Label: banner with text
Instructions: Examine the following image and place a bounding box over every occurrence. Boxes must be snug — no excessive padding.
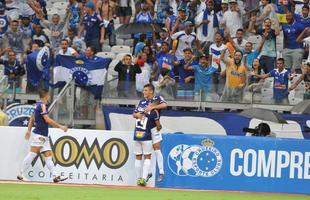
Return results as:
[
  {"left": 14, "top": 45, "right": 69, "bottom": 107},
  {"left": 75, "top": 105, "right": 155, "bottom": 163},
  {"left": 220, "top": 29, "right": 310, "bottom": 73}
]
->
[
  {"left": 156, "top": 134, "right": 310, "bottom": 194},
  {"left": 0, "top": 127, "right": 155, "bottom": 186}
]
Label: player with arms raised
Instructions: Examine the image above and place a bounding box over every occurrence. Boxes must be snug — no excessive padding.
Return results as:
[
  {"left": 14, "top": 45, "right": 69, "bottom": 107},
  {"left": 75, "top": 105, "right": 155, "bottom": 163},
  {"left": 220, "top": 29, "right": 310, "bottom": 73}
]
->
[{"left": 17, "top": 89, "right": 68, "bottom": 183}]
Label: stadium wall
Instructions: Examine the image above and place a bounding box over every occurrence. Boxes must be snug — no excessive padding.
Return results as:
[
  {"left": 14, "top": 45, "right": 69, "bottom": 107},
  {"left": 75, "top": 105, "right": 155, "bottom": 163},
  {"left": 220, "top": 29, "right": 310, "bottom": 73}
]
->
[{"left": 0, "top": 127, "right": 308, "bottom": 194}]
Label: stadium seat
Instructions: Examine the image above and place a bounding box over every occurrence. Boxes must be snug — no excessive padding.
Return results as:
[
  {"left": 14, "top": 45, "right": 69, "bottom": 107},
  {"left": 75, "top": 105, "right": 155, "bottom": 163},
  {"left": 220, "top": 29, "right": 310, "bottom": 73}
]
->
[
  {"left": 102, "top": 45, "right": 112, "bottom": 52},
  {"left": 108, "top": 60, "right": 120, "bottom": 76},
  {"left": 247, "top": 35, "right": 262, "bottom": 45},
  {"left": 262, "top": 77, "right": 273, "bottom": 88},
  {"left": 247, "top": 35, "right": 261, "bottom": 49},
  {"left": 261, "top": 88, "right": 273, "bottom": 97},
  {"left": 113, "top": 18, "right": 120, "bottom": 24},
  {"left": 46, "top": 1, "right": 53, "bottom": 8},
  {"left": 104, "top": 38, "right": 109, "bottom": 44},
  {"left": 53, "top": 2, "right": 69, "bottom": 9},
  {"left": 116, "top": 38, "right": 124, "bottom": 45},
  {"left": 111, "top": 45, "right": 131, "bottom": 54},
  {"left": 276, "top": 37, "right": 284, "bottom": 52},
  {"left": 117, "top": 34, "right": 132, "bottom": 40},
  {"left": 115, "top": 52, "right": 131, "bottom": 60},
  {"left": 46, "top": 8, "right": 57, "bottom": 14},
  {"left": 114, "top": 24, "right": 122, "bottom": 30},
  {"left": 96, "top": 52, "right": 116, "bottom": 59},
  {"left": 124, "top": 39, "right": 134, "bottom": 47},
  {"left": 289, "top": 96, "right": 303, "bottom": 105}
]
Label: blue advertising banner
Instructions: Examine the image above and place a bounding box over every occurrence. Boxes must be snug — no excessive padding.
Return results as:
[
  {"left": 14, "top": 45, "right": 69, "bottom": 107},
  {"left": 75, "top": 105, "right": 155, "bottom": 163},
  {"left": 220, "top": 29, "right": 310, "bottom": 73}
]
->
[
  {"left": 157, "top": 134, "right": 310, "bottom": 194},
  {"left": 103, "top": 106, "right": 310, "bottom": 139}
]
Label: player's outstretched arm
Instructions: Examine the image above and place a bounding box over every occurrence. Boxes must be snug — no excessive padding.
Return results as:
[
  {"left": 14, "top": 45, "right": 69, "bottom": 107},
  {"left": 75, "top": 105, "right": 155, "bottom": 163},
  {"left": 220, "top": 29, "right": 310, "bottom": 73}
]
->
[
  {"left": 145, "top": 102, "right": 168, "bottom": 112},
  {"left": 152, "top": 102, "right": 168, "bottom": 111},
  {"left": 25, "top": 115, "right": 34, "bottom": 140},
  {"left": 42, "top": 115, "right": 68, "bottom": 132}
]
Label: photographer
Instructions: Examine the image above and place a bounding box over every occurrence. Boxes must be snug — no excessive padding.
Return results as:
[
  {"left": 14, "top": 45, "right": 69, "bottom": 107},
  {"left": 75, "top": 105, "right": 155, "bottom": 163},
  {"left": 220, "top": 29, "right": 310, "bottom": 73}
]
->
[{"left": 244, "top": 122, "right": 276, "bottom": 137}]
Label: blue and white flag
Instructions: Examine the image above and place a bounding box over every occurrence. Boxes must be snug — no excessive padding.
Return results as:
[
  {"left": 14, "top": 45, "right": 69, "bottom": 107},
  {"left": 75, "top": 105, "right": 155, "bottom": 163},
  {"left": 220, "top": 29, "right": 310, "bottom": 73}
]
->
[
  {"left": 54, "top": 55, "right": 112, "bottom": 99},
  {"left": 26, "top": 47, "right": 51, "bottom": 88}
]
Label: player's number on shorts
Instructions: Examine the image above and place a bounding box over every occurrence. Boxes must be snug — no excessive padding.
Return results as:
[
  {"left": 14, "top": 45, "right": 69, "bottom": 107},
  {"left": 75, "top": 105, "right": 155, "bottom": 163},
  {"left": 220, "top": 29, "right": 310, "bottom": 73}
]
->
[{"left": 136, "top": 117, "right": 148, "bottom": 130}]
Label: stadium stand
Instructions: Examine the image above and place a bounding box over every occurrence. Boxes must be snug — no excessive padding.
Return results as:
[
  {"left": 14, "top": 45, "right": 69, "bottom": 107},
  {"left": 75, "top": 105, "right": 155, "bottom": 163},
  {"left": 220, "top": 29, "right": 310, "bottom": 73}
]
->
[{"left": 0, "top": 0, "right": 309, "bottom": 128}]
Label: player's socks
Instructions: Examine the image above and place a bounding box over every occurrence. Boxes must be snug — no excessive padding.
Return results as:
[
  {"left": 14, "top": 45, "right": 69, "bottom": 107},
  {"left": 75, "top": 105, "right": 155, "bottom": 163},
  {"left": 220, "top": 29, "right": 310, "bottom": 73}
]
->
[
  {"left": 45, "top": 156, "right": 57, "bottom": 177},
  {"left": 20, "top": 152, "right": 37, "bottom": 175},
  {"left": 142, "top": 159, "right": 151, "bottom": 181},
  {"left": 135, "top": 159, "right": 142, "bottom": 180},
  {"left": 155, "top": 150, "right": 164, "bottom": 175}
]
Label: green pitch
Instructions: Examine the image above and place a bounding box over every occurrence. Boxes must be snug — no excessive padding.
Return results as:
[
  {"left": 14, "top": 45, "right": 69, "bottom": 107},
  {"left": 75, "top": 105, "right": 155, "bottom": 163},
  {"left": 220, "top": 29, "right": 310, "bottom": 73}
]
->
[{"left": 0, "top": 183, "right": 309, "bottom": 200}]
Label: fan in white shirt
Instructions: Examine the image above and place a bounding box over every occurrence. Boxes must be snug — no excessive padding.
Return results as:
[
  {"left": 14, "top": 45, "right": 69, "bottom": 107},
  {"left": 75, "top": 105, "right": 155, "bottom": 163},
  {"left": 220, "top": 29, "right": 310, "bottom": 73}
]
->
[
  {"left": 195, "top": 0, "right": 218, "bottom": 43},
  {"left": 221, "top": 0, "right": 243, "bottom": 38},
  {"left": 232, "top": 28, "right": 248, "bottom": 50},
  {"left": 57, "top": 39, "right": 79, "bottom": 56},
  {"left": 171, "top": 21, "right": 200, "bottom": 60}
]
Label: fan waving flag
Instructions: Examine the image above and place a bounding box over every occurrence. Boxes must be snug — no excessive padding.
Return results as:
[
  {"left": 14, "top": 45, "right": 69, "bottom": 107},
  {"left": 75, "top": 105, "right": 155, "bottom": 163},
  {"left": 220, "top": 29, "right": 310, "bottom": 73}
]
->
[
  {"left": 54, "top": 55, "right": 112, "bottom": 99},
  {"left": 26, "top": 46, "right": 51, "bottom": 88}
]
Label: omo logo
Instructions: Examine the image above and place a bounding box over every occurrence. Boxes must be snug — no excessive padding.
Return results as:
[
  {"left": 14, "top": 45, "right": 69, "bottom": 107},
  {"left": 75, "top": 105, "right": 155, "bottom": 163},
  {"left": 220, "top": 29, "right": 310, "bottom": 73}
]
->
[
  {"left": 33, "top": 136, "right": 129, "bottom": 169},
  {"left": 168, "top": 138, "right": 222, "bottom": 177}
]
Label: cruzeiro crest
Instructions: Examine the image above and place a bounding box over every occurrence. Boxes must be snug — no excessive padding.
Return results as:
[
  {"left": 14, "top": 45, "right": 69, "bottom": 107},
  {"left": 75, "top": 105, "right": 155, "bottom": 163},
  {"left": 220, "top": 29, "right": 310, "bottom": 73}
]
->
[
  {"left": 6, "top": 103, "right": 35, "bottom": 127},
  {"left": 69, "top": 60, "right": 92, "bottom": 86},
  {"left": 168, "top": 138, "right": 222, "bottom": 177},
  {"left": 36, "top": 46, "right": 50, "bottom": 71},
  {"left": 0, "top": 18, "right": 7, "bottom": 28}
]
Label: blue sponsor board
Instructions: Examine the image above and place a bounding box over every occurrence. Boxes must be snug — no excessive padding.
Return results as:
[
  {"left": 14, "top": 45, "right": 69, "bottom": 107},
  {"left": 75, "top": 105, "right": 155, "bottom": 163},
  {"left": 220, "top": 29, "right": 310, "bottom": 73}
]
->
[{"left": 156, "top": 134, "right": 310, "bottom": 194}]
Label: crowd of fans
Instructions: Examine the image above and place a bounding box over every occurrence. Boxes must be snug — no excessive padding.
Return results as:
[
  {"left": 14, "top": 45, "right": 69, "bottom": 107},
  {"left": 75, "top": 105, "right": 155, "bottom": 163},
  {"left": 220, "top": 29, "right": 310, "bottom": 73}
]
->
[{"left": 0, "top": 0, "right": 309, "bottom": 106}]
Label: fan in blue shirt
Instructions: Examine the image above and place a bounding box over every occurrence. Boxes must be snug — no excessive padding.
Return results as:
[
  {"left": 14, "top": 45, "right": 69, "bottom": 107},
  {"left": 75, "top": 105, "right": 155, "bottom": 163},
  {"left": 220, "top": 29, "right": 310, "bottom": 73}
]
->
[
  {"left": 185, "top": 54, "right": 218, "bottom": 96},
  {"left": 78, "top": 2, "right": 104, "bottom": 53},
  {"left": 178, "top": 48, "right": 197, "bottom": 89},
  {"left": 251, "top": 58, "right": 292, "bottom": 104},
  {"left": 134, "top": 3, "right": 153, "bottom": 39},
  {"left": 295, "top": 5, "right": 310, "bottom": 27},
  {"left": 282, "top": 13, "right": 305, "bottom": 49},
  {"left": 155, "top": 41, "right": 178, "bottom": 80}
]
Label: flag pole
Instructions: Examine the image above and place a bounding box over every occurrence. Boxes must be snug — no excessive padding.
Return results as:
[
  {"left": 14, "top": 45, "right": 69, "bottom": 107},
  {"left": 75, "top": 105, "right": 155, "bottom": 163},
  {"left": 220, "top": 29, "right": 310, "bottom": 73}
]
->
[{"left": 49, "top": 79, "right": 74, "bottom": 113}]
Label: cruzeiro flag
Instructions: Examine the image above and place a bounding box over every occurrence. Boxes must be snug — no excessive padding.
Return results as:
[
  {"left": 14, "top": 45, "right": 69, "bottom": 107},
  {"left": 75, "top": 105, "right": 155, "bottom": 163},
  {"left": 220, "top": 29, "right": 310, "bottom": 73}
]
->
[
  {"left": 26, "top": 46, "right": 51, "bottom": 88},
  {"left": 54, "top": 55, "right": 112, "bottom": 99}
]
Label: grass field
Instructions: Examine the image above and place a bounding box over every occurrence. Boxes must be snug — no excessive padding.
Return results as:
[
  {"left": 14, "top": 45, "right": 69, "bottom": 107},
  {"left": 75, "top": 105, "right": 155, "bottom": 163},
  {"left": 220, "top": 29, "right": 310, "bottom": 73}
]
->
[{"left": 0, "top": 182, "right": 309, "bottom": 200}]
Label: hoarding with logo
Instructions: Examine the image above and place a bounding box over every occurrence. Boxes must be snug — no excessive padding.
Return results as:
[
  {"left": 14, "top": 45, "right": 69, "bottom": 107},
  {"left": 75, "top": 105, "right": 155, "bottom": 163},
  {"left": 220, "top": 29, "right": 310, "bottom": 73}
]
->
[
  {"left": 0, "top": 127, "right": 155, "bottom": 186},
  {"left": 6, "top": 103, "right": 35, "bottom": 126},
  {"left": 157, "top": 134, "right": 310, "bottom": 194}
]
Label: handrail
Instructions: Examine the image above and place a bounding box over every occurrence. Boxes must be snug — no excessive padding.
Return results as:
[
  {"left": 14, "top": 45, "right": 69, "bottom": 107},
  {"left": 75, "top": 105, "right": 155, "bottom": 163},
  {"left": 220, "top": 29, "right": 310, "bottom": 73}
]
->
[{"left": 0, "top": 85, "right": 10, "bottom": 98}]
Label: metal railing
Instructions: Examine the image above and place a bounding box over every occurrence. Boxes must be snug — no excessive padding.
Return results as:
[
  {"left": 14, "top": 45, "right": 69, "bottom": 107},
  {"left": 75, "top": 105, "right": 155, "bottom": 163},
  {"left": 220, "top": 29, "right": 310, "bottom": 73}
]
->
[
  {"left": 50, "top": 79, "right": 75, "bottom": 127},
  {"left": 0, "top": 76, "right": 9, "bottom": 111}
]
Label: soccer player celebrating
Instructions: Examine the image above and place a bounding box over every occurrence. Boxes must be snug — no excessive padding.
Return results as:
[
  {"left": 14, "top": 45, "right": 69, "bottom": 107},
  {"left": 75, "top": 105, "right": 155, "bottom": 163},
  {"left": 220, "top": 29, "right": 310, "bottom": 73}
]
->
[
  {"left": 17, "top": 89, "right": 68, "bottom": 183},
  {"left": 133, "top": 84, "right": 167, "bottom": 182},
  {"left": 133, "top": 104, "right": 162, "bottom": 186}
]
